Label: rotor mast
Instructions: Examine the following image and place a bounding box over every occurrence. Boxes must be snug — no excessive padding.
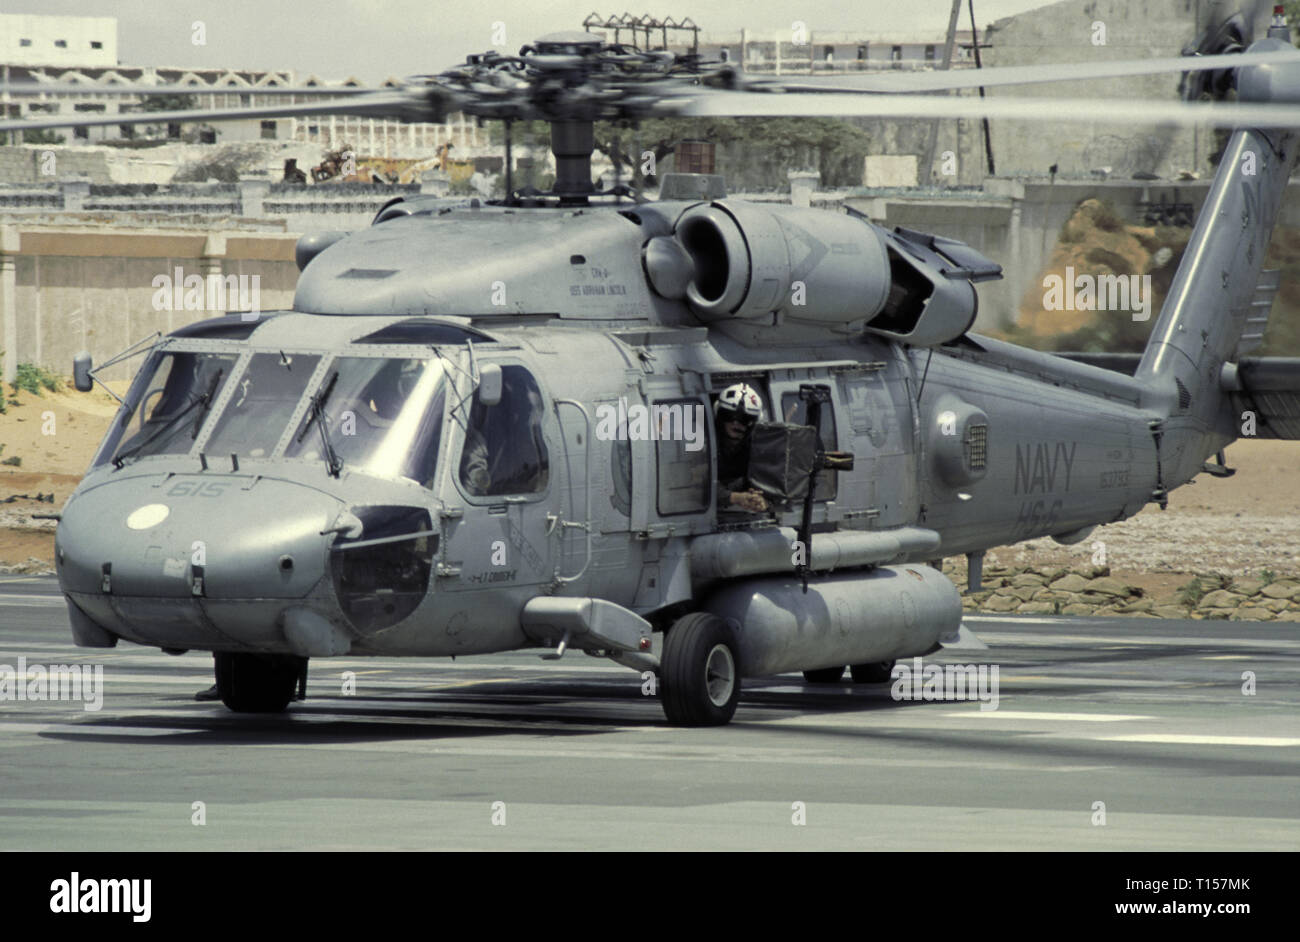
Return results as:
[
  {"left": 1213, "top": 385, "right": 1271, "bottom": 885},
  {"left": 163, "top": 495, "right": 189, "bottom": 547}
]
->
[{"left": 550, "top": 119, "right": 596, "bottom": 205}]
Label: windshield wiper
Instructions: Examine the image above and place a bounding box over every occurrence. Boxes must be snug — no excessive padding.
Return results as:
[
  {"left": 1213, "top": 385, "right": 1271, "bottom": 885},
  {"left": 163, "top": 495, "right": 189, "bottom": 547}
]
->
[
  {"left": 112, "top": 368, "right": 224, "bottom": 468},
  {"left": 297, "top": 370, "right": 342, "bottom": 477},
  {"left": 189, "top": 368, "right": 224, "bottom": 440}
]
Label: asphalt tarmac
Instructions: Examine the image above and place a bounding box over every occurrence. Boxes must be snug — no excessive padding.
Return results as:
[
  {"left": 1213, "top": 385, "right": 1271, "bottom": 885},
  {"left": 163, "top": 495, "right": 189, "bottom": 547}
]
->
[{"left": 1, "top": 575, "right": 1296, "bottom": 851}]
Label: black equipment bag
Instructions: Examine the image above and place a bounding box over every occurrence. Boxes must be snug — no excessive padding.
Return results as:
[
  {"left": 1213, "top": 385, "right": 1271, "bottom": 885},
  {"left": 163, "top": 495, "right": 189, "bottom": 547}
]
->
[{"left": 746, "top": 422, "right": 818, "bottom": 505}]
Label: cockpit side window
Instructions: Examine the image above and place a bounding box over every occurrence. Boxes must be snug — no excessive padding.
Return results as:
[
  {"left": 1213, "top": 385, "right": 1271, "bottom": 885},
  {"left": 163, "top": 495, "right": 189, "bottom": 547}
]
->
[{"left": 458, "top": 365, "right": 549, "bottom": 497}]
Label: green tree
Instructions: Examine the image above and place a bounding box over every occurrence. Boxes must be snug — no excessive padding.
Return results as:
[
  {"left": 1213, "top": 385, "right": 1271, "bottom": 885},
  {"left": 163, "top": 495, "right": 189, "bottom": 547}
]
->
[
  {"left": 134, "top": 92, "right": 199, "bottom": 139},
  {"left": 1285, "top": 1, "right": 1300, "bottom": 38},
  {"left": 22, "top": 128, "right": 64, "bottom": 145}
]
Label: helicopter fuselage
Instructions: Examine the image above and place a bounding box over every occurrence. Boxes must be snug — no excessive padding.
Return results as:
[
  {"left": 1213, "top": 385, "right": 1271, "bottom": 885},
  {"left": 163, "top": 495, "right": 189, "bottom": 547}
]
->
[{"left": 56, "top": 303, "right": 1160, "bottom": 669}]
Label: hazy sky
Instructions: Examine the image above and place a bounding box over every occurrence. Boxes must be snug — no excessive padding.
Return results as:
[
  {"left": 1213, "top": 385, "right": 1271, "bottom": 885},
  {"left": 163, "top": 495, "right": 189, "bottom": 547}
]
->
[{"left": 8, "top": 0, "right": 1057, "bottom": 83}]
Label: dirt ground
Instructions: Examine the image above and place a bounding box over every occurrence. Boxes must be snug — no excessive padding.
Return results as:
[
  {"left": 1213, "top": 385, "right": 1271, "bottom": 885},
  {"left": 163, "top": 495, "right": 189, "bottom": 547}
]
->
[
  {"left": 3, "top": 380, "right": 1300, "bottom": 582},
  {"left": 0, "top": 383, "right": 122, "bottom": 571}
]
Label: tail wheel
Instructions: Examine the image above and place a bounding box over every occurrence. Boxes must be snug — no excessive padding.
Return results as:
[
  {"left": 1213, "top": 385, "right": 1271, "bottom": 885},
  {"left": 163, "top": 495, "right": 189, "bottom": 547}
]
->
[
  {"left": 850, "top": 660, "right": 896, "bottom": 684},
  {"left": 661, "top": 612, "right": 741, "bottom": 727},
  {"left": 215, "top": 652, "right": 302, "bottom": 713},
  {"left": 803, "top": 665, "right": 846, "bottom": 684}
]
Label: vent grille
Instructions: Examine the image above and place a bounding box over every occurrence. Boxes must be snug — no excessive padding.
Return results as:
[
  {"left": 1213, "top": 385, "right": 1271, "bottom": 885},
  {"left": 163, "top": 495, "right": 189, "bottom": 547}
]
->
[
  {"left": 965, "top": 423, "right": 989, "bottom": 471},
  {"left": 1176, "top": 376, "right": 1192, "bottom": 411},
  {"left": 339, "top": 268, "right": 397, "bottom": 279}
]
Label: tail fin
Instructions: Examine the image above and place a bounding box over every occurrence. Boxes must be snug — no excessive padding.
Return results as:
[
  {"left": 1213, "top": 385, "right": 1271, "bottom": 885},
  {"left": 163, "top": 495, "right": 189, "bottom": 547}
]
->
[{"left": 1135, "top": 30, "right": 1300, "bottom": 490}]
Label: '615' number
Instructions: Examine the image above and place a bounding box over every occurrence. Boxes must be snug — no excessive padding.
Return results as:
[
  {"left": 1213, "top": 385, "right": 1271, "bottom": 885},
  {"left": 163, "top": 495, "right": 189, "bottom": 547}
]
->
[{"left": 166, "top": 481, "right": 229, "bottom": 498}]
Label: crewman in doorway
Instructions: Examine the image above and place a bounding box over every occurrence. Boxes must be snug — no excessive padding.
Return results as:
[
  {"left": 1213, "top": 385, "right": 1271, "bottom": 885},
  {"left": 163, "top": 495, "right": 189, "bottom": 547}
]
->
[{"left": 714, "top": 382, "right": 768, "bottom": 513}]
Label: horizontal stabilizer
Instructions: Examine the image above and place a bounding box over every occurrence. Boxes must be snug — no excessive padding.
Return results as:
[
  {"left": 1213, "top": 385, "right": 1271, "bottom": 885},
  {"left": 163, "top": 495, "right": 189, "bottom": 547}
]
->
[
  {"left": 1059, "top": 353, "right": 1300, "bottom": 440},
  {"left": 1229, "top": 358, "right": 1300, "bottom": 439}
]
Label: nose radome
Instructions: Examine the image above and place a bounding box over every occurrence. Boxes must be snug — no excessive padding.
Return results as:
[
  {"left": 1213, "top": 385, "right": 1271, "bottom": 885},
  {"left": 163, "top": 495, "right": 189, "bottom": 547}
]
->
[{"left": 58, "top": 475, "right": 336, "bottom": 600}]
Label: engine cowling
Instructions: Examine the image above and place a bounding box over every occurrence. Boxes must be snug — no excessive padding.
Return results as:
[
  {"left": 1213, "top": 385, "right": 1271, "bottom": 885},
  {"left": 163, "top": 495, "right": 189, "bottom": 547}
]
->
[
  {"left": 642, "top": 201, "right": 1000, "bottom": 346},
  {"left": 669, "top": 201, "right": 892, "bottom": 325}
]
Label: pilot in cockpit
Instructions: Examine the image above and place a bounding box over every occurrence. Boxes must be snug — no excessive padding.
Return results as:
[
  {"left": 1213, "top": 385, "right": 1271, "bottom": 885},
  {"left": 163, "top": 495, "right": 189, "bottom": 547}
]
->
[
  {"left": 460, "top": 371, "right": 548, "bottom": 496},
  {"left": 361, "top": 359, "right": 418, "bottom": 423}
]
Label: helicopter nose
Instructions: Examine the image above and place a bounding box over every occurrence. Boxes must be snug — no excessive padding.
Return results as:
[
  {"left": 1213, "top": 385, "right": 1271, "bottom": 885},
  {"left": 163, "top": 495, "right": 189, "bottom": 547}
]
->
[{"left": 57, "top": 474, "right": 338, "bottom": 651}]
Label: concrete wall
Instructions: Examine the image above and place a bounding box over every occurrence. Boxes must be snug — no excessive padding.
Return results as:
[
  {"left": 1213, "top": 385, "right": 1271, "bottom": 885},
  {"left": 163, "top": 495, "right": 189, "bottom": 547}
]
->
[
  {"left": 981, "top": 0, "right": 1209, "bottom": 179},
  {"left": 0, "top": 179, "right": 424, "bottom": 231},
  {"left": 0, "top": 146, "right": 114, "bottom": 185},
  {"left": 782, "top": 0, "right": 1232, "bottom": 188},
  {"left": 0, "top": 224, "right": 298, "bottom": 384},
  {"left": 0, "top": 142, "right": 367, "bottom": 185}
]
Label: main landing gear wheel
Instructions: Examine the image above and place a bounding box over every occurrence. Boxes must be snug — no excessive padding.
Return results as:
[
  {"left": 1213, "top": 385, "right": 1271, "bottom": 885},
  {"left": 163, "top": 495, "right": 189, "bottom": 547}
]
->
[
  {"left": 850, "top": 660, "right": 896, "bottom": 684},
  {"left": 215, "top": 652, "right": 303, "bottom": 713},
  {"left": 661, "top": 612, "right": 741, "bottom": 727},
  {"left": 802, "top": 665, "right": 846, "bottom": 683}
]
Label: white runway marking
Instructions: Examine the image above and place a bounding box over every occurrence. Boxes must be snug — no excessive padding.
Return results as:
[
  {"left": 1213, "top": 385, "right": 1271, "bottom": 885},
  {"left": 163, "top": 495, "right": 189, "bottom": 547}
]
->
[
  {"left": 943, "top": 711, "right": 1153, "bottom": 722},
  {"left": 975, "top": 631, "right": 1300, "bottom": 649},
  {"left": 1096, "top": 734, "right": 1300, "bottom": 747},
  {"left": 0, "top": 594, "right": 66, "bottom": 606}
]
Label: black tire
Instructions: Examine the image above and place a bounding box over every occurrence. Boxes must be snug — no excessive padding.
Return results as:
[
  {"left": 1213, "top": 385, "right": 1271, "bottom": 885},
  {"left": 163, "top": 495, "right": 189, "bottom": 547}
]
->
[
  {"left": 850, "top": 660, "right": 896, "bottom": 684},
  {"left": 802, "top": 665, "right": 846, "bottom": 684},
  {"left": 661, "top": 612, "right": 741, "bottom": 727},
  {"left": 215, "top": 652, "right": 302, "bottom": 713}
]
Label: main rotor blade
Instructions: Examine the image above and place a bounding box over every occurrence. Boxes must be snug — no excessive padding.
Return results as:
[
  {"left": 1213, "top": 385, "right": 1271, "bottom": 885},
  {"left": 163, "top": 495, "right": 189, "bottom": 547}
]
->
[
  {"left": 762, "top": 47, "right": 1300, "bottom": 95},
  {"left": 0, "top": 82, "right": 378, "bottom": 97},
  {"left": 0, "top": 91, "right": 437, "bottom": 134},
  {"left": 667, "top": 88, "right": 1300, "bottom": 128}
]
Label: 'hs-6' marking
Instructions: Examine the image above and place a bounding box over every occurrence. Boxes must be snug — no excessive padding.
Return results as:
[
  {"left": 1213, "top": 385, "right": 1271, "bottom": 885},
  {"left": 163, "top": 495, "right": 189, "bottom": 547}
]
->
[
  {"left": 1011, "top": 498, "right": 1064, "bottom": 539},
  {"left": 1013, "top": 441, "right": 1077, "bottom": 495}
]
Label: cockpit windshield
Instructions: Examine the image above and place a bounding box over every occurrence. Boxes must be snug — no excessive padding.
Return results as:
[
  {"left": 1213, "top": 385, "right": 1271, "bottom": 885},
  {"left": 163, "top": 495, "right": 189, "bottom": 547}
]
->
[
  {"left": 104, "top": 350, "right": 238, "bottom": 467},
  {"left": 205, "top": 352, "right": 322, "bottom": 458},
  {"left": 284, "top": 356, "right": 446, "bottom": 486},
  {"left": 98, "top": 347, "right": 449, "bottom": 488}
]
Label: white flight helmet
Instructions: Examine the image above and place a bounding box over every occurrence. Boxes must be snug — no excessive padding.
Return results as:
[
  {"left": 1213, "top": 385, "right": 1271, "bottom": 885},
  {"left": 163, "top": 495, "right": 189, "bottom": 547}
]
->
[{"left": 714, "top": 383, "right": 764, "bottom": 422}]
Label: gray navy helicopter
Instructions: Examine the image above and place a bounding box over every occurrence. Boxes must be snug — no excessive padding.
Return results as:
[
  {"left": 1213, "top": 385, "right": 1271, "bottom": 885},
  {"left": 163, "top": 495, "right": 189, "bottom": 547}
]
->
[{"left": 8, "top": 11, "right": 1300, "bottom": 725}]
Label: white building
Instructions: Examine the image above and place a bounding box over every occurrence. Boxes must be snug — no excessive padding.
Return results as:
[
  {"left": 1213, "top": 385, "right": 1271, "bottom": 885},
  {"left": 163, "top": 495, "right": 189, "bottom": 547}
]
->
[
  {"left": 0, "top": 14, "right": 118, "bottom": 69},
  {"left": 0, "top": 13, "right": 485, "bottom": 157},
  {"left": 699, "top": 29, "right": 985, "bottom": 74}
]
